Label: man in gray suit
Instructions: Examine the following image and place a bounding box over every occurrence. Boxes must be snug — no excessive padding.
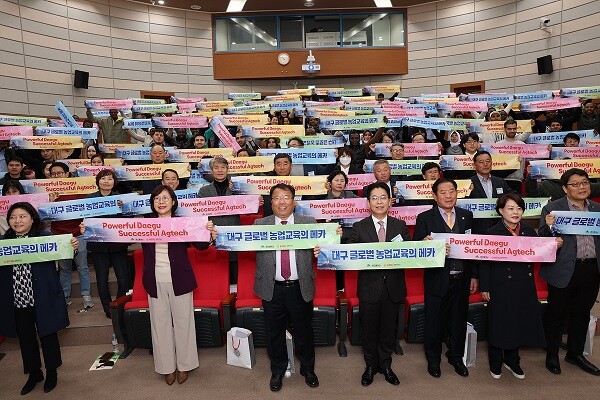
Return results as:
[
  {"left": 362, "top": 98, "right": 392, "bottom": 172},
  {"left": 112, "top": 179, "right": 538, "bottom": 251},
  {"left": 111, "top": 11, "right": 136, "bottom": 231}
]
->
[
  {"left": 539, "top": 168, "right": 600, "bottom": 376},
  {"left": 254, "top": 183, "right": 319, "bottom": 392}
]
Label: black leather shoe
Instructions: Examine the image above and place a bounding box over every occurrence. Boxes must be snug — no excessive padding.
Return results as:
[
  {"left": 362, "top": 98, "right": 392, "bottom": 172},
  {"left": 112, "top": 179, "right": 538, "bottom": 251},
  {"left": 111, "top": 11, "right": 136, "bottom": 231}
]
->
[
  {"left": 546, "top": 355, "right": 561, "bottom": 374},
  {"left": 565, "top": 354, "right": 600, "bottom": 376},
  {"left": 43, "top": 369, "right": 57, "bottom": 393},
  {"left": 378, "top": 368, "right": 400, "bottom": 385},
  {"left": 427, "top": 364, "right": 441, "bottom": 378},
  {"left": 361, "top": 366, "right": 376, "bottom": 386},
  {"left": 450, "top": 361, "right": 469, "bottom": 377},
  {"left": 300, "top": 371, "right": 319, "bottom": 387},
  {"left": 269, "top": 374, "right": 283, "bottom": 392},
  {"left": 21, "top": 370, "right": 44, "bottom": 395}
]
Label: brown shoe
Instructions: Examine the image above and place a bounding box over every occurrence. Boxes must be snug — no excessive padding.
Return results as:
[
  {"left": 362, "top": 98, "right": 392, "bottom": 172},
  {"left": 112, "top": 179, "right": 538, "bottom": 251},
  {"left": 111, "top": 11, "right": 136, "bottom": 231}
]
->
[
  {"left": 164, "top": 372, "right": 176, "bottom": 385},
  {"left": 177, "top": 370, "right": 189, "bottom": 384}
]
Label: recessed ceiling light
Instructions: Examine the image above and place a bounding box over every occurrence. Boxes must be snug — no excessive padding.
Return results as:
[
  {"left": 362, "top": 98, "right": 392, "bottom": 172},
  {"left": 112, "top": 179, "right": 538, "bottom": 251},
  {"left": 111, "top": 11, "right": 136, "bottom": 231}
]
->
[
  {"left": 157, "top": 0, "right": 164, "bottom": 4},
  {"left": 305, "top": 0, "right": 314, "bottom": 7},
  {"left": 374, "top": 0, "right": 392, "bottom": 7},
  {"left": 190, "top": 5, "right": 201, "bottom": 9}
]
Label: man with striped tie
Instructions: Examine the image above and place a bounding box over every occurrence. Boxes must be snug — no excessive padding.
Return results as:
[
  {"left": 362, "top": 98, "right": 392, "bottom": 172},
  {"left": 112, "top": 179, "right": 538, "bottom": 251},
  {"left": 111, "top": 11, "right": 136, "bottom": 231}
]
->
[{"left": 347, "top": 181, "right": 411, "bottom": 386}]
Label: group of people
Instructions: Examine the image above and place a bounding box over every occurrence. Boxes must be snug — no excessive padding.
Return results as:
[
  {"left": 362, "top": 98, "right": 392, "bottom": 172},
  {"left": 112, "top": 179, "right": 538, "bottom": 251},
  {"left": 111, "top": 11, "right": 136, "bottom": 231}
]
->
[{"left": 1, "top": 95, "right": 599, "bottom": 395}]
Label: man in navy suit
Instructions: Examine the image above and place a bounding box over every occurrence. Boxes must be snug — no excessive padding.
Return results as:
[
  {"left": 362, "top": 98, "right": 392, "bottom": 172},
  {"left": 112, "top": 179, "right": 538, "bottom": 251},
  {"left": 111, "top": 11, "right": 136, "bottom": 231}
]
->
[{"left": 414, "top": 178, "right": 478, "bottom": 378}]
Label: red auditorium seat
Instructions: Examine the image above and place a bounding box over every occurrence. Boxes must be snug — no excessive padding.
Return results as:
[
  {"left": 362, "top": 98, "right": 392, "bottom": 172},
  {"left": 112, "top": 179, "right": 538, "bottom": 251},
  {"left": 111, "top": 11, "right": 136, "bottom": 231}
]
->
[
  {"left": 234, "top": 251, "right": 267, "bottom": 346},
  {"left": 405, "top": 268, "right": 425, "bottom": 343},
  {"left": 240, "top": 213, "right": 263, "bottom": 226},
  {"left": 311, "top": 260, "right": 338, "bottom": 348}
]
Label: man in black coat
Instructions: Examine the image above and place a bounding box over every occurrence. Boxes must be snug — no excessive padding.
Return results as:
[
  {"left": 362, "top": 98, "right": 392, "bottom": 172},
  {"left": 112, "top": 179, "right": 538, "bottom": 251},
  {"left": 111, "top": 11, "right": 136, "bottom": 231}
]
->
[
  {"left": 468, "top": 151, "right": 515, "bottom": 233},
  {"left": 414, "top": 178, "right": 478, "bottom": 378},
  {"left": 348, "top": 181, "right": 410, "bottom": 387}
]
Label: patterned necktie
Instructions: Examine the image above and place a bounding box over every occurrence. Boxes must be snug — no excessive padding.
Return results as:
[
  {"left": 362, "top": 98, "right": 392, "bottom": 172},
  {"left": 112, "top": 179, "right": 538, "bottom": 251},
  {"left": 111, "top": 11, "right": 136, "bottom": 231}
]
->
[
  {"left": 446, "top": 211, "right": 454, "bottom": 229},
  {"left": 377, "top": 220, "right": 386, "bottom": 242},
  {"left": 280, "top": 220, "right": 291, "bottom": 280}
]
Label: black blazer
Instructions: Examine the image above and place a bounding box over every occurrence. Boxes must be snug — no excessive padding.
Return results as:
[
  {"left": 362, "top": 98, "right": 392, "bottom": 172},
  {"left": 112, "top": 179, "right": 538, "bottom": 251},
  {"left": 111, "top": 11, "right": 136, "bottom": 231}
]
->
[
  {"left": 468, "top": 175, "right": 515, "bottom": 199},
  {"left": 413, "top": 205, "right": 476, "bottom": 297},
  {"left": 347, "top": 216, "right": 410, "bottom": 304}
]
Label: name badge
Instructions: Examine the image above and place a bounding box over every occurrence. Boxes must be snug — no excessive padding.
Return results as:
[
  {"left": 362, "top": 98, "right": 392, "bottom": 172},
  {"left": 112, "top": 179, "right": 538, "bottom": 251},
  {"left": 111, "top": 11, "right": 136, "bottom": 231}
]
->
[
  {"left": 391, "top": 234, "right": 404, "bottom": 242},
  {"left": 496, "top": 187, "right": 504, "bottom": 194},
  {"left": 465, "top": 229, "right": 471, "bottom": 234}
]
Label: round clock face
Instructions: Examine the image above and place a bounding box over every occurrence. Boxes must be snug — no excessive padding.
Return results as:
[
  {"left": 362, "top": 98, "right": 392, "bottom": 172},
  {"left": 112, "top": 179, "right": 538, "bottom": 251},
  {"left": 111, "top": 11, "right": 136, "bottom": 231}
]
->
[{"left": 278, "top": 53, "right": 290, "bottom": 65}]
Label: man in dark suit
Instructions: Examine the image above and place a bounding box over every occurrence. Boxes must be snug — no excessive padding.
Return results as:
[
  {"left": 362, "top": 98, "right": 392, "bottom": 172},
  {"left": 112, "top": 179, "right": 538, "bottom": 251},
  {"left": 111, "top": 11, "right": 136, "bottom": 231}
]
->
[
  {"left": 362, "top": 159, "right": 400, "bottom": 206},
  {"left": 468, "top": 151, "right": 515, "bottom": 233},
  {"left": 539, "top": 168, "right": 600, "bottom": 376},
  {"left": 253, "top": 183, "right": 320, "bottom": 391},
  {"left": 348, "top": 181, "right": 410, "bottom": 386},
  {"left": 414, "top": 178, "right": 478, "bottom": 378},
  {"left": 263, "top": 154, "right": 293, "bottom": 218}
]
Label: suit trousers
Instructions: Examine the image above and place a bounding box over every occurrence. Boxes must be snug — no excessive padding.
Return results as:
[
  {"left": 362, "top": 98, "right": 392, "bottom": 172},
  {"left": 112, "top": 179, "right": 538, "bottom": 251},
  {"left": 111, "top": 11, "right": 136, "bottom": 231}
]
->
[
  {"left": 14, "top": 307, "right": 62, "bottom": 374},
  {"left": 359, "top": 286, "right": 400, "bottom": 370},
  {"left": 262, "top": 283, "right": 315, "bottom": 375},
  {"left": 488, "top": 345, "right": 520, "bottom": 370},
  {"left": 544, "top": 260, "right": 600, "bottom": 357},
  {"left": 148, "top": 282, "right": 199, "bottom": 375},
  {"left": 424, "top": 274, "right": 469, "bottom": 365},
  {"left": 92, "top": 250, "right": 129, "bottom": 315}
]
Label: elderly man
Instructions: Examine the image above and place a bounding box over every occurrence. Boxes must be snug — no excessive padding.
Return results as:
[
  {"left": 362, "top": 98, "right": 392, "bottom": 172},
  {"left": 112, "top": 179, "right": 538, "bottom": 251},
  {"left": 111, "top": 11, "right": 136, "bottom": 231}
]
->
[{"left": 85, "top": 108, "right": 126, "bottom": 144}]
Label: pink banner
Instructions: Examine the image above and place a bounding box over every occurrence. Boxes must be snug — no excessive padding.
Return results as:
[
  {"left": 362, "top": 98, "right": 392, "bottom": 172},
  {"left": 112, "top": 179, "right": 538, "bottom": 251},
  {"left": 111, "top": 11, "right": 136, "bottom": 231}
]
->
[
  {"left": 439, "top": 101, "right": 489, "bottom": 112},
  {"left": 84, "top": 99, "right": 133, "bottom": 110},
  {"left": 76, "top": 165, "right": 114, "bottom": 177},
  {"left": 555, "top": 147, "right": 600, "bottom": 159},
  {"left": 177, "top": 103, "right": 197, "bottom": 113},
  {"left": 172, "top": 97, "right": 206, "bottom": 103},
  {"left": 383, "top": 109, "right": 426, "bottom": 117},
  {"left": 388, "top": 205, "right": 433, "bottom": 226},
  {"left": 431, "top": 233, "right": 557, "bottom": 262},
  {"left": 0, "top": 125, "right": 33, "bottom": 140},
  {"left": 0, "top": 194, "right": 50, "bottom": 216},
  {"left": 82, "top": 217, "right": 210, "bottom": 243},
  {"left": 152, "top": 116, "right": 208, "bottom": 128},
  {"left": 345, "top": 173, "right": 376, "bottom": 190},
  {"left": 404, "top": 143, "right": 440, "bottom": 157},
  {"left": 210, "top": 117, "right": 241, "bottom": 152},
  {"left": 520, "top": 97, "right": 581, "bottom": 112},
  {"left": 485, "top": 143, "right": 550, "bottom": 158},
  {"left": 177, "top": 195, "right": 260, "bottom": 217}
]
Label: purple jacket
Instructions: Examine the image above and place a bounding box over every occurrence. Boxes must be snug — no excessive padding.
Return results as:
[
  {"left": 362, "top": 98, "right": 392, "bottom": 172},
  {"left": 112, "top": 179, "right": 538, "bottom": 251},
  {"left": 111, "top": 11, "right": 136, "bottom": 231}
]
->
[{"left": 141, "top": 241, "right": 209, "bottom": 298}]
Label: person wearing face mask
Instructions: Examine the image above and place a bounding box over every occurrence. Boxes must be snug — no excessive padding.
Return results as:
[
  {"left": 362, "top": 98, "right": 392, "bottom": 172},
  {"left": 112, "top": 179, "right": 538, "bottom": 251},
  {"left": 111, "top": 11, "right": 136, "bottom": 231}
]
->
[{"left": 333, "top": 147, "right": 362, "bottom": 176}]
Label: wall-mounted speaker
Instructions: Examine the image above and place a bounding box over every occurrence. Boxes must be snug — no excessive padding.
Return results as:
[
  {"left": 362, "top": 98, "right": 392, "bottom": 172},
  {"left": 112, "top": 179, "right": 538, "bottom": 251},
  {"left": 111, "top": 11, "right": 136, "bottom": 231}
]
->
[
  {"left": 74, "top": 70, "right": 89, "bottom": 89},
  {"left": 537, "top": 55, "right": 553, "bottom": 75}
]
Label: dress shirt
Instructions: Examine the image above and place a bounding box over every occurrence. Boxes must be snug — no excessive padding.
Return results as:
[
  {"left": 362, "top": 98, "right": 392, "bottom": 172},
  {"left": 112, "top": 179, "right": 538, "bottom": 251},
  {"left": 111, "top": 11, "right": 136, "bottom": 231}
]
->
[
  {"left": 477, "top": 173, "right": 493, "bottom": 198},
  {"left": 568, "top": 199, "right": 596, "bottom": 259},
  {"left": 275, "top": 214, "right": 298, "bottom": 281},
  {"left": 371, "top": 215, "right": 388, "bottom": 237}
]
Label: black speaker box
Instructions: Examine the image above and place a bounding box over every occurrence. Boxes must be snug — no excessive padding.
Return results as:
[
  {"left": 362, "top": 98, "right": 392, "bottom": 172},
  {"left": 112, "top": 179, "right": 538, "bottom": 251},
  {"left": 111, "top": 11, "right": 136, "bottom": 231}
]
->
[
  {"left": 74, "top": 69, "right": 89, "bottom": 89},
  {"left": 537, "top": 55, "right": 553, "bottom": 75}
]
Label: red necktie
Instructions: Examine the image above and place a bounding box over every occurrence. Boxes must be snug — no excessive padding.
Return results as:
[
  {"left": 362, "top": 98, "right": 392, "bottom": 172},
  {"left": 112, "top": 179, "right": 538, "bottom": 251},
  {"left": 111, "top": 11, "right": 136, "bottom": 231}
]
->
[
  {"left": 280, "top": 220, "right": 291, "bottom": 280},
  {"left": 377, "top": 220, "right": 386, "bottom": 242}
]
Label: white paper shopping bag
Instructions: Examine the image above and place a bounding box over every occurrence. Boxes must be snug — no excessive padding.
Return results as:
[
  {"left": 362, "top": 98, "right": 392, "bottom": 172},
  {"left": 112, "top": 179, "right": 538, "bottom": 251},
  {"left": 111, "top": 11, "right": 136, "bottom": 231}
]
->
[
  {"left": 583, "top": 316, "right": 598, "bottom": 356},
  {"left": 462, "top": 322, "right": 477, "bottom": 367},
  {"left": 286, "top": 330, "right": 295, "bottom": 376},
  {"left": 227, "top": 327, "right": 256, "bottom": 369}
]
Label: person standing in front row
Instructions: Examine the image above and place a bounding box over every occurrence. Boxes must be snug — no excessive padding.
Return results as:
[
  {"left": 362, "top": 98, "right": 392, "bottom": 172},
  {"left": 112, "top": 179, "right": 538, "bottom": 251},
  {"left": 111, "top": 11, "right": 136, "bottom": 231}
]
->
[
  {"left": 539, "top": 168, "right": 600, "bottom": 376},
  {"left": 348, "top": 181, "right": 410, "bottom": 386},
  {"left": 413, "top": 178, "right": 478, "bottom": 378},
  {"left": 252, "top": 183, "right": 320, "bottom": 392}
]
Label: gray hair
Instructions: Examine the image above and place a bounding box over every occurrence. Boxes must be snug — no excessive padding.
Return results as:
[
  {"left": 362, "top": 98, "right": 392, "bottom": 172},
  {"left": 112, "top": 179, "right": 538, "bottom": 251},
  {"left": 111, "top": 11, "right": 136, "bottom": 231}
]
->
[{"left": 209, "top": 157, "right": 229, "bottom": 170}]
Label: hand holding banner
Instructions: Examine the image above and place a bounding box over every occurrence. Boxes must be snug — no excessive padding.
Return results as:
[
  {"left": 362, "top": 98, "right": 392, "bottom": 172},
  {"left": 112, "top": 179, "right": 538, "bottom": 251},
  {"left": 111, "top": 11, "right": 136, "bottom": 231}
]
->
[
  {"left": 0, "top": 234, "right": 74, "bottom": 265},
  {"left": 552, "top": 211, "right": 600, "bottom": 235},
  {"left": 82, "top": 217, "right": 210, "bottom": 243},
  {"left": 177, "top": 195, "right": 260, "bottom": 217},
  {"left": 431, "top": 233, "right": 557, "bottom": 262},
  {"left": 215, "top": 223, "right": 340, "bottom": 251},
  {"left": 317, "top": 241, "right": 446, "bottom": 270}
]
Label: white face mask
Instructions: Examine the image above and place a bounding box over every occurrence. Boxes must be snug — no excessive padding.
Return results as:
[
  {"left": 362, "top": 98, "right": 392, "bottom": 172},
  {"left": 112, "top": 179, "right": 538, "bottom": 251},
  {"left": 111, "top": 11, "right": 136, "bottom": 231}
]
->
[{"left": 339, "top": 156, "right": 351, "bottom": 165}]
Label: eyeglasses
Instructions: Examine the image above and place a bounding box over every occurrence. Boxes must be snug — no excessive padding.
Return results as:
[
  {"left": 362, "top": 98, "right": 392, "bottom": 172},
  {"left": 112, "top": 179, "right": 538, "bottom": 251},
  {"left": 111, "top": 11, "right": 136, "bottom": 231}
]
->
[
  {"left": 369, "top": 195, "right": 389, "bottom": 202},
  {"left": 566, "top": 180, "right": 590, "bottom": 188},
  {"left": 153, "top": 196, "right": 172, "bottom": 203},
  {"left": 50, "top": 172, "right": 66, "bottom": 177}
]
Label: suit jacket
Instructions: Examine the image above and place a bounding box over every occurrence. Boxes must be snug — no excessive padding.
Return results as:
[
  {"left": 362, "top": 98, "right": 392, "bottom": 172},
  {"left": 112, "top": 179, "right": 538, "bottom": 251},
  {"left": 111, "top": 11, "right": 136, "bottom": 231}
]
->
[
  {"left": 0, "top": 232, "right": 69, "bottom": 338},
  {"left": 468, "top": 174, "right": 515, "bottom": 199},
  {"left": 348, "top": 216, "right": 409, "bottom": 303},
  {"left": 538, "top": 196, "right": 600, "bottom": 288},
  {"left": 198, "top": 182, "right": 240, "bottom": 226},
  {"left": 253, "top": 214, "right": 316, "bottom": 302},
  {"left": 413, "top": 205, "right": 476, "bottom": 297},
  {"left": 362, "top": 177, "right": 400, "bottom": 206},
  {"left": 142, "top": 241, "right": 209, "bottom": 298}
]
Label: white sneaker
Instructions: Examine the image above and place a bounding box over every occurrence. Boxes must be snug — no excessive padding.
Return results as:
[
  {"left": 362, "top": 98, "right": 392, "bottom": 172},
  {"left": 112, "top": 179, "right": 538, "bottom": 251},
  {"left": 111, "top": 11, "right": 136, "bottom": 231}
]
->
[
  {"left": 82, "top": 295, "right": 94, "bottom": 309},
  {"left": 503, "top": 363, "right": 525, "bottom": 379},
  {"left": 490, "top": 366, "right": 502, "bottom": 379}
]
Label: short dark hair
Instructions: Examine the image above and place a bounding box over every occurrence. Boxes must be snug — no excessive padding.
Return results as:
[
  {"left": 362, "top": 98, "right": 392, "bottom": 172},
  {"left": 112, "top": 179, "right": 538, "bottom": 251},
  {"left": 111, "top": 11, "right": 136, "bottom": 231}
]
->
[
  {"left": 2, "top": 180, "right": 25, "bottom": 195},
  {"left": 338, "top": 146, "right": 353, "bottom": 158},
  {"left": 473, "top": 150, "right": 492, "bottom": 164},
  {"left": 150, "top": 143, "right": 165, "bottom": 152},
  {"left": 495, "top": 193, "right": 525, "bottom": 215},
  {"left": 549, "top": 118, "right": 562, "bottom": 126},
  {"left": 269, "top": 183, "right": 295, "bottom": 197},
  {"left": 7, "top": 156, "right": 23, "bottom": 165},
  {"left": 161, "top": 168, "right": 179, "bottom": 180},
  {"left": 149, "top": 185, "right": 178, "bottom": 215},
  {"left": 95, "top": 169, "right": 118, "bottom": 189},
  {"left": 327, "top": 170, "right": 348, "bottom": 185},
  {"left": 503, "top": 119, "right": 517, "bottom": 128},
  {"left": 563, "top": 132, "right": 580, "bottom": 144},
  {"left": 560, "top": 168, "right": 589, "bottom": 187},
  {"left": 4, "top": 202, "right": 41, "bottom": 238},
  {"left": 273, "top": 153, "right": 292, "bottom": 164},
  {"left": 432, "top": 178, "right": 457, "bottom": 194},
  {"left": 49, "top": 161, "right": 70, "bottom": 174},
  {"left": 366, "top": 181, "right": 391, "bottom": 199},
  {"left": 90, "top": 154, "right": 104, "bottom": 165},
  {"left": 460, "top": 132, "right": 480, "bottom": 145},
  {"left": 421, "top": 162, "right": 441, "bottom": 175},
  {"left": 287, "top": 137, "right": 304, "bottom": 147}
]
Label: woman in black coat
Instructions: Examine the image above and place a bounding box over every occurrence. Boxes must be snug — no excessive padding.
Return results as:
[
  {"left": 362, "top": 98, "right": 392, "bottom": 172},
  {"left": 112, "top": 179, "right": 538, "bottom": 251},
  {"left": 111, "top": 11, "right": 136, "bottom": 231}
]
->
[
  {"left": 0, "top": 202, "right": 78, "bottom": 395},
  {"left": 480, "top": 193, "right": 561, "bottom": 380}
]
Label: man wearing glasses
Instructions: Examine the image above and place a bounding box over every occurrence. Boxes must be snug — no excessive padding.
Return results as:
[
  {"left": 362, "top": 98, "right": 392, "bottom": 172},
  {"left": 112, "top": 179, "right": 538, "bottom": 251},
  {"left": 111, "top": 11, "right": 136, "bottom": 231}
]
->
[
  {"left": 539, "top": 168, "right": 600, "bottom": 376},
  {"left": 347, "top": 181, "right": 410, "bottom": 386}
]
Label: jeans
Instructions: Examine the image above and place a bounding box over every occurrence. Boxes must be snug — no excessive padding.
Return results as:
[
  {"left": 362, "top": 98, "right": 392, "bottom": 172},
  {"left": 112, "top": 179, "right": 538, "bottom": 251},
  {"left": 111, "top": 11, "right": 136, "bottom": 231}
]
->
[{"left": 58, "top": 236, "right": 91, "bottom": 297}]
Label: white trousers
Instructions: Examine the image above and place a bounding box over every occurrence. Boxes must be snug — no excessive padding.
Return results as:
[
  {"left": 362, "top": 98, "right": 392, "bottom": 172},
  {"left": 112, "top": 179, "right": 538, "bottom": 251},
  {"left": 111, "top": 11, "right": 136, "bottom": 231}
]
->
[{"left": 148, "top": 282, "right": 199, "bottom": 374}]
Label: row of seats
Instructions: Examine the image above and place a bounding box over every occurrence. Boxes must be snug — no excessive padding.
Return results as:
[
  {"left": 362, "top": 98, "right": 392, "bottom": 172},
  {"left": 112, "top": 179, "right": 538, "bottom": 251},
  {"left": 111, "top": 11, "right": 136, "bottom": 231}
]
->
[{"left": 109, "top": 243, "right": 549, "bottom": 359}]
